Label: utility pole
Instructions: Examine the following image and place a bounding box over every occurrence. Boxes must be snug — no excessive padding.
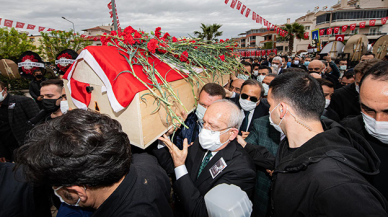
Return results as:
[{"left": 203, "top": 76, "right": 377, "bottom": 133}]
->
[{"left": 111, "top": 0, "right": 118, "bottom": 31}]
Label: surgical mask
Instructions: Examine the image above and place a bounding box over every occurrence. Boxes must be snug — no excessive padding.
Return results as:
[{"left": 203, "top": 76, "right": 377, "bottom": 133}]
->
[
  {"left": 272, "top": 65, "right": 279, "bottom": 74},
  {"left": 355, "top": 84, "right": 360, "bottom": 93},
  {"left": 339, "top": 65, "right": 347, "bottom": 71},
  {"left": 53, "top": 186, "right": 81, "bottom": 207},
  {"left": 253, "top": 70, "right": 259, "bottom": 76},
  {"left": 42, "top": 97, "right": 61, "bottom": 113},
  {"left": 237, "top": 74, "right": 249, "bottom": 80},
  {"left": 195, "top": 104, "right": 206, "bottom": 123},
  {"left": 294, "top": 60, "right": 300, "bottom": 65},
  {"left": 60, "top": 100, "right": 69, "bottom": 114},
  {"left": 257, "top": 75, "right": 265, "bottom": 83},
  {"left": 304, "top": 61, "right": 310, "bottom": 66},
  {"left": 199, "top": 128, "right": 230, "bottom": 151},
  {"left": 269, "top": 103, "right": 285, "bottom": 134},
  {"left": 0, "top": 90, "right": 5, "bottom": 102},
  {"left": 239, "top": 97, "right": 257, "bottom": 111},
  {"left": 362, "top": 112, "right": 388, "bottom": 144},
  {"left": 325, "top": 99, "right": 330, "bottom": 109},
  {"left": 262, "top": 83, "right": 269, "bottom": 96},
  {"left": 287, "top": 62, "right": 291, "bottom": 67}
]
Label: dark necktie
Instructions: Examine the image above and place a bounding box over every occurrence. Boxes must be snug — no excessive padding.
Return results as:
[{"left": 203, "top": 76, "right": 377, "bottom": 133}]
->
[
  {"left": 197, "top": 151, "right": 212, "bottom": 178},
  {"left": 241, "top": 110, "right": 250, "bottom": 132}
]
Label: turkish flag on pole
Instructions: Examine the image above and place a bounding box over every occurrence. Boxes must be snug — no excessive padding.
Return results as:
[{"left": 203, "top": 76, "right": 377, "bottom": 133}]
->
[
  {"left": 230, "top": 0, "right": 237, "bottom": 8},
  {"left": 109, "top": 11, "right": 113, "bottom": 18},
  {"left": 107, "top": 2, "right": 112, "bottom": 9},
  {"left": 261, "top": 50, "right": 266, "bottom": 56},
  {"left": 252, "top": 12, "right": 256, "bottom": 20},
  {"left": 359, "top": 21, "right": 366, "bottom": 28},
  {"left": 304, "top": 32, "right": 309, "bottom": 39},
  {"left": 381, "top": 17, "right": 387, "bottom": 25},
  {"left": 38, "top": 26, "right": 45, "bottom": 32},
  {"left": 241, "top": 5, "right": 246, "bottom": 14},
  {"left": 277, "top": 28, "right": 280, "bottom": 34},
  {"left": 334, "top": 27, "right": 340, "bottom": 34},
  {"left": 26, "top": 24, "right": 36, "bottom": 30},
  {"left": 236, "top": 1, "right": 242, "bottom": 10},
  {"left": 225, "top": 0, "right": 230, "bottom": 4},
  {"left": 341, "top": 25, "right": 348, "bottom": 32},
  {"left": 245, "top": 8, "right": 251, "bottom": 17},
  {"left": 4, "top": 19, "right": 13, "bottom": 27},
  {"left": 369, "top": 19, "right": 376, "bottom": 27},
  {"left": 335, "top": 34, "right": 345, "bottom": 42},
  {"left": 16, "top": 22, "right": 25, "bottom": 28},
  {"left": 350, "top": 23, "right": 356, "bottom": 31},
  {"left": 327, "top": 28, "right": 333, "bottom": 35},
  {"left": 319, "top": 29, "right": 325, "bottom": 36}
]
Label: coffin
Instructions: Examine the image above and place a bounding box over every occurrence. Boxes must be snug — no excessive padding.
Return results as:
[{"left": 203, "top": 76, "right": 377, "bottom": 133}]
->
[{"left": 64, "top": 46, "right": 229, "bottom": 149}]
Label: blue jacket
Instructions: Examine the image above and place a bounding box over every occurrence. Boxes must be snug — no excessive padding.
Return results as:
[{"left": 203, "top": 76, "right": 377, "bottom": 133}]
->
[{"left": 173, "top": 112, "right": 201, "bottom": 149}]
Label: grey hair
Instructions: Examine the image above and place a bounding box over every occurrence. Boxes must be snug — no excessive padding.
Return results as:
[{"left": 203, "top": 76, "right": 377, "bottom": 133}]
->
[
  {"left": 213, "top": 99, "right": 244, "bottom": 129},
  {"left": 273, "top": 56, "right": 282, "bottom": 64}
]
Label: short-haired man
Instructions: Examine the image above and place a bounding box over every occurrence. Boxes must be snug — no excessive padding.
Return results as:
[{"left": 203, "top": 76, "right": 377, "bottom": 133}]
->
[
  {"left": 16, "top": 109, "right": 173, "bottom": 216},
  {"left": 241, "top": 71, "right": 388, "bottom": 216},
  {"left": 256, "top": 65, "right": 272, "bottom": 83},
  {"left": 261, "top": 74, "right": 277, "bottom": 97},
  {"left": 341, "top": 61, "right": 388, "bottom": 200},
  {"left": 156, "top": 100, "right": 256, "bottom": 217},
  {"left": 361, "top": 52, "right": 375, "bottom": 62},
  {"left": 238, "top": 61, "right": 252, "bottom": 80},
  {"left": 173, "top": 83, "right": 225, "bottom": 149},
  {"left": 329, "top": 58, "right": 382, "bottom": 120},
  {"left": 0, "top": 81, "right": 39, "bottom": 162},
  {"left": 271, "top": 56, "right": 283, "bottom": 74},
  {"left": 228, "top": 79, "right": 244, "bottom": 96},
  {"left": 29, "top": 69, "right": 46, "bottom": 109},
  {"left": 339, "top": 59, "right": 348, "bottom": 73},
  {"left": 340, "top": 71, "right": 355, "bottom": 86},
  {"left": 251, "top": 63, "right": 260, "bottom": 80}
]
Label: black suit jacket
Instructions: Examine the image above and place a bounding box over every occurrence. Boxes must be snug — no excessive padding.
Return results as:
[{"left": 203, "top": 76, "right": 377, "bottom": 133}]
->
[
  {"left": 328, "top": 83, "right": 360, "bottom": 121},
  {"left": 154, "top": 139, "right": 256, "bottom": 217},
  {"left": 7, "top": 94, "right": 40, "bottom": 146}
]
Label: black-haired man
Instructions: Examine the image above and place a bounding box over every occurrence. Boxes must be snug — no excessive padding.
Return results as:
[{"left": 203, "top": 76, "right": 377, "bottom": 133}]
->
[{"left": 29, "top": 69, "right": 46, "bottom": 109}]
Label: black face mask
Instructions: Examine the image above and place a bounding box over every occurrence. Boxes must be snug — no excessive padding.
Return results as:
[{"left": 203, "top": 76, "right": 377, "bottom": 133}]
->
[
  {"left": 42, "top": 97, "right": 61, "bottom": 113},
  {"left": 35, "top": 75, "right": 43, "bottom": 79}
]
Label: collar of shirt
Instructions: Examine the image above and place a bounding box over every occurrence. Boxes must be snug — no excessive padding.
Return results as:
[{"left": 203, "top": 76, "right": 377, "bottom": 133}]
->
[{"left": 203, "top": 151, "right": 218, "bottom": 161}]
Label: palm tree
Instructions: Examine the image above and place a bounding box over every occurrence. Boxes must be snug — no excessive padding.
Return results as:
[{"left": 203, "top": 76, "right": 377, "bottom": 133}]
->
[
  {"left": 278, "top": 23, "right": 305, "bottom": 55},
  {"left": 193, "top": 23, "right": 223, "bottom": 43}
]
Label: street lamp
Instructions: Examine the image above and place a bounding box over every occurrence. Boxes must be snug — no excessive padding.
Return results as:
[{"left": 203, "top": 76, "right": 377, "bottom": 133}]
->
[{"left": 62, "top": 17, "right": 75, "bottom": 33}]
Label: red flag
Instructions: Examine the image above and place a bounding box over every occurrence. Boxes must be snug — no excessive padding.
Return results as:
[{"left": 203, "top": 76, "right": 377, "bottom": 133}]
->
[
  {"left": 335, "top": 34, "right": 345, "bottom": 42},
  {"left": 261, "top": 50, "right": 266, "bottom": 56},
  {"left": 230, "top": 0, "right": 237, "bottom": 8},
  {"left": 26, "top": 24, "right": 36, "bottom": 30},
  {"left": 107, "top": 2, "right": 112, "bottom": 9},
  {"left": 319, "top": 29, "right": 325, "bottom": 36},
  {"left": 273, "top": 49, "right": 277, "bottom": 55},
  {"left": 236, "top": 1, "right": 242, "bottom": 10},
  {"left": 38, "top": 26, "right": 45, "bottom": 32},
  {"left": 359, "top": 21, "right": 366, "bottom": 28},
  {"left": 251, "top": 50, "right": 255, "bottom": 56},
  {"left": 245, "top": 8, "right": 251, "bottom": 17},
  {"left": 259, "top": 16, "right": 262, "bottom": 24},
  {"left": 304, "top": 32, "right": 309, "bottom": 39},
  {"left": 47, "top": 28, "right": 55, "bottom": 31},
  {"left": 327, "top": 28, "right": 332, "bottom": 35},
  {"left": 267, "top": 26, "right": 270, "bottom": 30},
  {"left": 4, "top": 19, "right": 13, "bottom": 27},
  {"left": 241, "top": 5, "right": 246, "bottom": 14},
  {"left": 256, "top": 50, "right": 260, "bottom": 56},
  {"left": 225, "top": 0, "right": 230, "bottom": 4},
  {"left": 0, "top": 18, "right": 2, "bottom": 24},
  {"left": 267, "top": 50, "right": 271, "bottom": 55},
  {"left": 341, "top": 25, "right": 348, "bottom": 32},
  {"left": 334, "top": 27, "right": 340, "bottom": 34},
  {"left": 369, "top": 19, "right": 376, "bottom": 27},
  {"left": 16, "top": 22, "right": 25, "bottom": 28},
  {"left": 252, "top": 12, "right": 256, "bottom": 20},
  {"left": 256, "top": 16, "right": 260, "bottom": 23},
  {"left": 382, "top": 17, "right": 387, "bottom": 25},
  {"left": 350, "top": 23, "right": 356, "bottom": 31}
]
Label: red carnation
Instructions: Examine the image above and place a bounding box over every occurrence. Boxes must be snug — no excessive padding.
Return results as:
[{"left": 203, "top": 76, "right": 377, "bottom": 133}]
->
[
  {"left": 194, "top": 46, "right": 198, "bottom": 49},
  {"left": 124, "top": 26, "right": 136, "bottom": 34},
  {"left": 226, "top": 39, "right": 230, "bottom": 42},
  {"left": 124, "top": 33, "right": 135, "bottom": 45},
  {"left": 155, "top": 27, "right": 162, "bottom": 38},
  {"left": 172, "top": 37, "right": 178, "bottom": 42},
  {"left": 134, "top": 31, "right": 142, "bottom": 44},
  {"left": 110, "top": 31, "right": 117, "bottom": 36},
  {"left": 190, "top": 40, "right": 196, "bottom": 43},
  {"left": 162, "top": 32, "right": 170, "bottom": 39},
  {"left": 220, "top": 39, "right": 224, "bottom": 43},
  {"left": 100, "top": 33, "right": 109, "bottom": 46},
  {"left": 157, "top": 43, "right": 169, "bottom": 54},
  {"left": 147, "top": 39, "right": 159, "bottom": 53},
  {"left": 219, "top": 55, "right": 225, "bottom": 62},
  {"left": 180, "top": 51, "right": 189, "bottom": 62}
]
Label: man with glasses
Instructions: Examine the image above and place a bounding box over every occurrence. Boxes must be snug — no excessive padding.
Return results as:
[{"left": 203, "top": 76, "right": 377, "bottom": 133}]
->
[{"left": 156, "top": 100, "right": 256, "bottom": 217}]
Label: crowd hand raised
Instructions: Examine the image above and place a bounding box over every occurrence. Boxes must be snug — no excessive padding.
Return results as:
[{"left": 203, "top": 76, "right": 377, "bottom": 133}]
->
[
  {"left": 241, "top": 131, "right": 250, "bottom": 139},
  {"left": 159, "top": 135, "right": 189, "bottom": 168},
  {"left": 224, "top": 88, "right": 233, "bottom": 98},
  {"left": 236, "top": 135, "right": 247, "bottom": 148}
]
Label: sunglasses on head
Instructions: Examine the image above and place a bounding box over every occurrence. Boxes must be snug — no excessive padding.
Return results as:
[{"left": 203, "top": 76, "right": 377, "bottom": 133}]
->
[{"left": 241, "top": 93, "right": 259, "bottom": 103}]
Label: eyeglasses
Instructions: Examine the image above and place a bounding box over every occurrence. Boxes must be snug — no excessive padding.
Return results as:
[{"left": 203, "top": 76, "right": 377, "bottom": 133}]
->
[
  {"left": 241, "top": 93, "right": 259, "bottom": 103},
  {"left": 203, "top": 125, "right": 231, "bottom": 134}
]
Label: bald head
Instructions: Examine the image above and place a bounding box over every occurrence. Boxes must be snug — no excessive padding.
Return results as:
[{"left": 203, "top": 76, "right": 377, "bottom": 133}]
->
[
  {"left": 205, "top": 100, "right": 243, "bottom": 130},
  {"left": 308, "top": 60, "right": 325, "bottom": 74}
]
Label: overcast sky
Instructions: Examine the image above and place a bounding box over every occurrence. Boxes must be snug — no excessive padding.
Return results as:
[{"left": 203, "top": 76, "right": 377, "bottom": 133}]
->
[{"left": 1, "top": 0, "right": 340, "bottom": 39}]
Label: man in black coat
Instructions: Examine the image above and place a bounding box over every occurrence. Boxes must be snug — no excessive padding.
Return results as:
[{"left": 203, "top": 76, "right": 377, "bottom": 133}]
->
[
  {"left": 341, "top": 61, "right": 388, "bottom": 200},
  {"left": 16, "top": 109, "right": 173, "bottom": 217},
  {"left": 156, "top": 100, "right": 256, "bottom": 217},
  {"left": 29, "top": 69, "right": 46, "bottom": 109},
  {"left": 0, "top": 80, "right": 39, "bottom": 161}
]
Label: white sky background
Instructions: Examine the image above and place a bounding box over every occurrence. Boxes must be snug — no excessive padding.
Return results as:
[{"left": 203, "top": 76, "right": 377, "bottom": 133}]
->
[{"left": 0, "top": 0, "right": 340, "bottom": 39}]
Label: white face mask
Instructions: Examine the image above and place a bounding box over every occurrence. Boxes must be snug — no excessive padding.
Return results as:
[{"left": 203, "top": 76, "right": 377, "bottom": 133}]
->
[
  {"left": 237, "top": 74, "right": 249, "bottom": 80},
  {"left": 199, "top": 128, "right": 230, "bottom": 151},
  {"left": 53, "top": 186, "right": 81, "bottom": 207},
  {"left": 355, "top": 84, "right": 360, "bottom": 93},
  {"left": 253, "top": 70, "right": 259, "bottom": 76},
  {"left": 294, "top": 60, "right": 300, "bottom": 65},
  {"left": 272, "top": 65, "right": 279, "bottom": 74},
  {"left": 362, "top": 112, "right": 388, "bottom": 144},
  {"left": 269, "top": 103, "right": 285, "bottom": 134},
  {"left": 239, "top": 97, "right": 257, "bottom": 111},
  {"left": 195, "top": 104, "right": 207, "bottom": 123},
  {"left": 60, "top": 101, "right": 69, "bottom": 114},
  {"left": 340, "top": 65, "right": 347, "bottom": 71},
  {"left": 257, "top": 75, "right": 266, "bottom": 83},
  {"left": 262, "top": 83, "right": 269, "bottom": 96},
  {"left": 0, "top": 90, "right": 5, "bottom": 102},
  {"left": 325, "top": 99, "right": 330, "bottom": 109}
]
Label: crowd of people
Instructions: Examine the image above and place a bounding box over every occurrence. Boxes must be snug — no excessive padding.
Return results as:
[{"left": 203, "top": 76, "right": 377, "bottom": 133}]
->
[{"left": 0, "top": 51, "right": 387, "bottom": 217}]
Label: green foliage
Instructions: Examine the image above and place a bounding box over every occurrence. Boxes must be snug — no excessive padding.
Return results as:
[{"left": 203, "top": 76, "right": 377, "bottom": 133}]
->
[
  {"left": 38, "top": 30, "right": 92, "bottom": 63},
  {"left": 0, "top": 27, "right": 37, "bottom": 62},
  {"left": 277, "top": 23, "right": 306, "bottom": 55},
  {"left": 0, "top": 74, "right": 30, "bottom": 92},
  {"left": 263, "top": 42, "right": 273, "bottom": 49},
  {"left": 193, "top": 23, "right": 223, "bottom": 43}
]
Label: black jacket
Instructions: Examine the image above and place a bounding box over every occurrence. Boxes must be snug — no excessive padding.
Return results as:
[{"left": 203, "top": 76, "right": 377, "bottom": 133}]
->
[
  {"left": 173, "top": 112, "right": 200, "bottom": 150},
  {"left": 92, "top": 153, "right": 173, "bottom": 217},
  {"left": 341, "top": 115, "right": 388, "bottom": 200},
  {"left": 29, "top": 78, "right": 46, "bottom": 101},
  {"left": 154, "top": 139, "right": 256, "bottom": 217},
  {"left": 328, "top": 83, "right": 360, "bottom": 121},
  {"left": 271, "top": 119, "right": 387, "bottom": 217}
]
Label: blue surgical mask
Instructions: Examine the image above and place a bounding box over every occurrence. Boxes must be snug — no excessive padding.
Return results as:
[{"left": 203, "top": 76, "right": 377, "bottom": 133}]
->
[
  {"left": 195, "top": 104, "right": 207, "bottom": 123},
  {"left": 304, "top": 61, "right": 310, "bottom": 66}
]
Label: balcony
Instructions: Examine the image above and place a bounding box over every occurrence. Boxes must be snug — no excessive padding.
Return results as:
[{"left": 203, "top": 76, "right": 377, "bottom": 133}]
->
[{"left": 250, "top": 40, "right": 256, "bottom": 44}]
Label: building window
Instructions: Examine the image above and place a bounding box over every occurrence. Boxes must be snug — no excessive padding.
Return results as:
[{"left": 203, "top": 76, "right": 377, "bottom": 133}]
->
[
  {"left": 316, "top": 14, "right": 331, "bottom": 25},
  {"left": 351, "top": 28, "right": 359, "bottom": 35},
  {"left": 369, "top": 27, "right": 378, "bottom": 35},
  {"left": 331, "top": 9, "right": 388, "bottom": 22},
  {"left": 305, "top": 26, "right": 310, "bottom": 30}
]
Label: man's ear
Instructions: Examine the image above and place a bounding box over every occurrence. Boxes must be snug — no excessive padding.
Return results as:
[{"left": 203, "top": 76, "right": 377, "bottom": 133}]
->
[
  {"left": 229, "top": 128, "right": 239, "bottom": 140},
  {"left": 67, "top": 186, "right": 88, "bottom": 201}
]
